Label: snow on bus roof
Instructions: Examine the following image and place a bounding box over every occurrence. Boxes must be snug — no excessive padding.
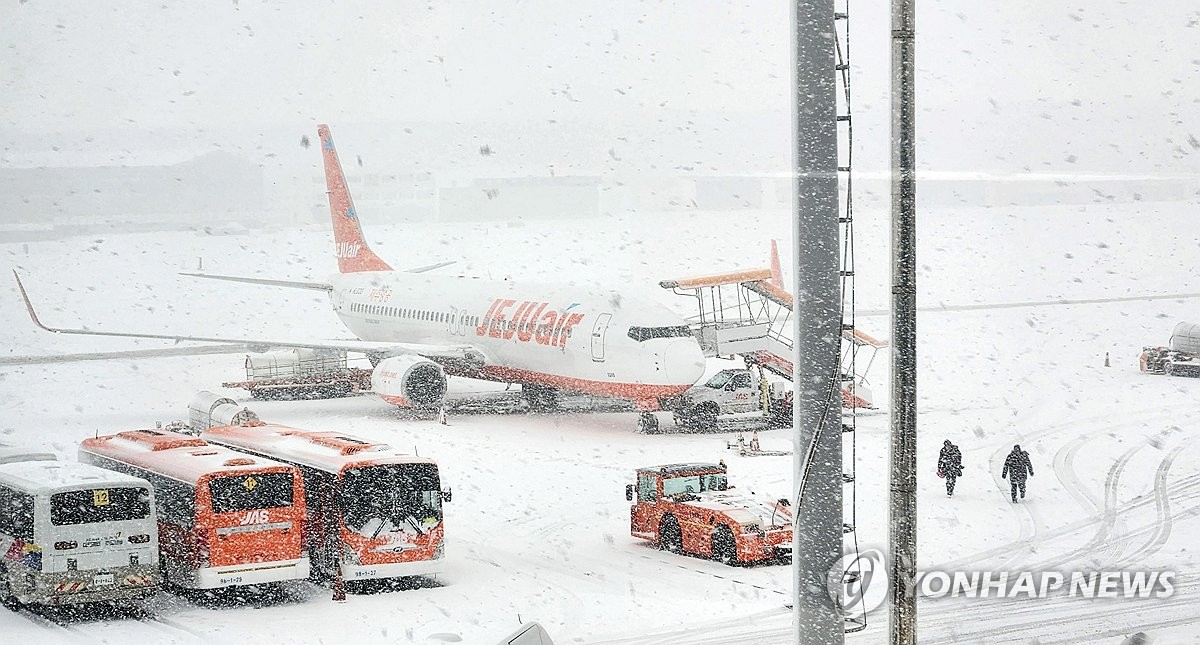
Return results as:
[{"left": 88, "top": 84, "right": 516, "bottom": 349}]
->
[
  {"left": 80, "top": 430, "right": 296, "bottom": 486},
  {"left": 0, "top": 460, "right": 149, "bottom": 495},
  {"left": 201, "top": 424, "right": 435, "bottom": 474},
  {"left": 0, "top": 440, "right": 56, "bottom": 466}
]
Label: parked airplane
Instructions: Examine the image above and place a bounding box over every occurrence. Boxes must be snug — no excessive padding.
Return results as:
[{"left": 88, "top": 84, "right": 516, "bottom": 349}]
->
[{"left": 14, "top": 124, "right": 707, "bottom": 432}]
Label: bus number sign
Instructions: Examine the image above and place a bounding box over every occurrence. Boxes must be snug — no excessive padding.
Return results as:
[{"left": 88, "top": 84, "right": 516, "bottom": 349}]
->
[{"left": 93, "top": 489, "right": 110, "bottom": 506}]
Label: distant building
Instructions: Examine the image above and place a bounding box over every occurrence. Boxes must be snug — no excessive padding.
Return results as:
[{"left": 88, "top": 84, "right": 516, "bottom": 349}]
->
[
  {"left": 0, "top": 151, "right": 265, "bottom": 238},
  {"left": 307, "top": 171, "right": 437, "bottom": 223}
]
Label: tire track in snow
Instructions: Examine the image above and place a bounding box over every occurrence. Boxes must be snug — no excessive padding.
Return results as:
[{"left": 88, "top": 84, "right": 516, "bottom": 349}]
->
[
  {"left": 937, "top": 407, "right": 1182, "bottom": 572},
  {"left": 1057, "top": 442, "right": 1142, "bottom": 570},
  {"left": 934, "top": 468, "right": 1200, "bottom": 573},
  {"left": 1111, "top": 446, "right": 1184, "bottom": 570},
  {"left": 1053, "top": 433, "right": 1101, "bottom": 516},
  {"left": 919, "top": 573, "right": 1200, "bottom": 644}
]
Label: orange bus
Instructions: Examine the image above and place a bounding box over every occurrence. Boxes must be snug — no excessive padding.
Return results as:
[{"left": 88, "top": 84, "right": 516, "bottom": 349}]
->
[
  {"left": 200, "top": 423, "right": 449, "bottom": 584},
  {"left": 78, "top": 429, "right": 310, "bottom": 589}
]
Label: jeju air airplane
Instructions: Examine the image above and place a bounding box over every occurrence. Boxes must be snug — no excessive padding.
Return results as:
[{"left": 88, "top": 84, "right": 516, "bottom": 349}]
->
[{"left": 14, "top": 124, "right": 707, "bottom": 432}]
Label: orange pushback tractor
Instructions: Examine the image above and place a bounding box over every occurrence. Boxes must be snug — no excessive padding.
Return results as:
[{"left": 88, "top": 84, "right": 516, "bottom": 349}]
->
[
  {"left": 79, "top": 429, "right": 309, "bottom": 589},
  {"left": 200, "top": 423, "right": 449, "bottom": 584}
]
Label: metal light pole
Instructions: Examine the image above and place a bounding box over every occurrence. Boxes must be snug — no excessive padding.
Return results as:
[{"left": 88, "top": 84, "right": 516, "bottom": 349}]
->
[
  {"left": 792, "top": 0, "right": 844, "bottom": 643},
  {"left": 889, "top": 0, "right": 918, "bottom": 643}
]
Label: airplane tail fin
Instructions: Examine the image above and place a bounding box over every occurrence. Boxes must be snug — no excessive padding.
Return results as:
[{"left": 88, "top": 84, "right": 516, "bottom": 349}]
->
[
  {"left": 317, "top": 124, "right": 393, "bottom": 273},
  {"left": 768, "top": 239, "right": 783, "bottom": 288}
]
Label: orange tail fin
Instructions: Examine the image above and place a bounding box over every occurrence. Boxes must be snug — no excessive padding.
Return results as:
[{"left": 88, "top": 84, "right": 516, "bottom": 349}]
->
[
  {"left": 768, "top": 239, "right": 783, "bottom": 289},
  {"left": 317, "top": 124, "right": 393, "bottom": 273}
]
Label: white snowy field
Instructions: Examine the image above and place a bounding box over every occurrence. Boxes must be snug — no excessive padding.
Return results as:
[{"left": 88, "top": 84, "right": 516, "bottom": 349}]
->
[{"left": 1, "top": 200, "right": 1199, "bottom": 644}]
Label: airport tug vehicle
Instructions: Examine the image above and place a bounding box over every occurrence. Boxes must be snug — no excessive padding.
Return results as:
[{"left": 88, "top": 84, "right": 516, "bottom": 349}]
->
[{"left": 626, "top": 462, "right": 792, "bottom": 565}]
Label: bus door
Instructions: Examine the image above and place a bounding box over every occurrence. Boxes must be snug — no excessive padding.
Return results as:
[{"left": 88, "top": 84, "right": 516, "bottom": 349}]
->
[
  {"left": 299, "top": 468, "right": 340, "bottom": 580},
  {"left": 202, "top": 472, "right": 301, "bottom": 570},
  {"left": 42, "top": 486, "right": 156, "bottom": 574},
  {"left": 591, "top": 313, "right": 612, "bottom": 362}
]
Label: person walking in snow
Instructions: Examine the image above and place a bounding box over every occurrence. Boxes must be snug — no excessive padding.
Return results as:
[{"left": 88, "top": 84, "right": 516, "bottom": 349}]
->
[
  {"left": 937, "top": 439, "right": 964, "bottom": 496},
  {"left": 1001, "top": 444, "right": 1034, "bottom": 503}
]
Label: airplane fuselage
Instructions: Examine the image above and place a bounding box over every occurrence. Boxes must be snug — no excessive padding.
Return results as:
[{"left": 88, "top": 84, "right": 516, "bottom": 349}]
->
[{"left": 330, "top": 271, "right": 707, "bottom": 403}]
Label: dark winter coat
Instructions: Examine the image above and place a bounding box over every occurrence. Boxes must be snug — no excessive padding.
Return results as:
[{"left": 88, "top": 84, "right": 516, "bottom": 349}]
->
[
  {"left": 938, "top": 444, "right": 963, "bottom": 478},
  {"left": 1001, "top": 450, "right": 1034, "bottom": 482}
]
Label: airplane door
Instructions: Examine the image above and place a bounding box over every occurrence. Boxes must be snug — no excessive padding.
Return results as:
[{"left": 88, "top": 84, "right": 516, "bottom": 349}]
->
[{"left": 590, "top": 313, "right": 613, "bottom": 362}]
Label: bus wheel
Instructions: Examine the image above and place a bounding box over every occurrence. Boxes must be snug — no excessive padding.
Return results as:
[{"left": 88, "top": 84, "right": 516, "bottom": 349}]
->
[
  {"left": 694, "top": 403, "right": 719, "bottom": 431},
  {"left": 712, "top": 526, "right": 739, "bottom": 566},
  {"left": 0, "top": 566, "right": 18, "bottom": 609},
  {"left": 638, "top": 412, "right": 660, "bottom": 434},
  {"left": 658, "top": 514, "right": 683, "bottom": 554}
]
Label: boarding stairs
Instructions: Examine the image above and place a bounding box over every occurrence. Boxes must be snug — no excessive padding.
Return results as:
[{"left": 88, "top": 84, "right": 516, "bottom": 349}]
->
[{"left": 658, "top": 273, "right": 885, "bottom": 409}]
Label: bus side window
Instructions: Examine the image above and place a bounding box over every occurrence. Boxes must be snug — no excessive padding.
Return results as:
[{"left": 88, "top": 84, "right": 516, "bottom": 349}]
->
[{"left": 0, "top": 485, "right": 35, "bottom": 541}]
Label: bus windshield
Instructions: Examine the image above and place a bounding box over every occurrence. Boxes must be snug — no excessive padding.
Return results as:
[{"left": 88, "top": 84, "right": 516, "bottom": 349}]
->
[
  {"left": 340, "top": 464, "right": 443, "bottom": 539},
  {"left": 209, "top": 473, "right": 295, "bottom": 514},
  {"left": 50, "top": 487, "right": 151, "bottom": 525}
]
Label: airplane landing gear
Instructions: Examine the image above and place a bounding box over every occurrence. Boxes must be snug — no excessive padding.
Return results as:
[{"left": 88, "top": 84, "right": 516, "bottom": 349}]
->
[
  {"left": 638, "top": 412, "right": 660, "bottom": 434},
  {"left": 523, "top": 384, "right": 560, "bottom": 412}
]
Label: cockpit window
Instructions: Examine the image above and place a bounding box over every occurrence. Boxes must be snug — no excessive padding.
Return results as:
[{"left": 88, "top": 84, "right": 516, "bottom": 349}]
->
[{"left": 627, "top": 325, "right": 692, "bottom": 342}]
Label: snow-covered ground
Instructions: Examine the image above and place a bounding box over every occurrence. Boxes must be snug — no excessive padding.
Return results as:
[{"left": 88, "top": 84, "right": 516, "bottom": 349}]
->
[{"left": 1, "top": 200, "right": 1199, "bottom": 644}]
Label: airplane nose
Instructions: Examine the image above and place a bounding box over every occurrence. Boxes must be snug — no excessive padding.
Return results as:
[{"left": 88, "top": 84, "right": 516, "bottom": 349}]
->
[{"left": 663, "top": 339, "right": 706, "bottom": 385}]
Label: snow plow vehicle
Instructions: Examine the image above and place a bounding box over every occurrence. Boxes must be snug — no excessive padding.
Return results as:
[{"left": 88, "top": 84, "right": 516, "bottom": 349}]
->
[
  {"left": 1139, "top": 321, "right": 1200, "bottom": 378},
  {"left": 625, "top": 462, "right": 792, "bottom": 565}
]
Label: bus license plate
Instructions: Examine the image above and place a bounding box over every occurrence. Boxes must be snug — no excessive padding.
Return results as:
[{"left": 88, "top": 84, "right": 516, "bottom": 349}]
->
[{"left": 93, "top": 573, "right": 115, "bottom": 586}]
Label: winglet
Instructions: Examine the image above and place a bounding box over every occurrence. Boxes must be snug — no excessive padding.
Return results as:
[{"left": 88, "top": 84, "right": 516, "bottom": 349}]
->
[
  {"left": 768, "top": 239, "right": 783, "bottom": 289},
  {"left": 12, "top": 271, "right": 56, "bottom": 334}
]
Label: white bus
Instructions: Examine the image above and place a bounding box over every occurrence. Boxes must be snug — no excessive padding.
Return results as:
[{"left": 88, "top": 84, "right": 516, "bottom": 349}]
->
[
  {"left": 0, "top": 461, "right": 159, "bottom": 606},
  {"left": 0, "top": 441, "right": 56, "bottom": 466}
]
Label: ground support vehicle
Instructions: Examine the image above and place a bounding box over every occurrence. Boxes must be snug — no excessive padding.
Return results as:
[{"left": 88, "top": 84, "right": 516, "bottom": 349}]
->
[
  {"left": 0, "top": 461, "right": 158, "bottom": 606},
  {"left": 1140, "top": 322, "right": 1200, "bottom": 377},
  {"left": 201, "top": 423, "right": 450, "bottom": 585},
  {"left": 671, "top": 368, "right": 792, "bottom": 431},
  {"left": 79, "top": 429, "right": 310, "bottom": 590},
  {"left": 626, "top": 462, "right": 791, "bottom": 565},
  {"left": 222, "top": 349, "right": 373, "bottom": 399}
]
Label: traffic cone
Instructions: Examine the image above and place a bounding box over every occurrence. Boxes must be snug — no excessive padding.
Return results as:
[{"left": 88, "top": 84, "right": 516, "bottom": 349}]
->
[
  {"left": 1104, "top": 352, "right": 1110, "bottom": 367},
  {"left": 332, "top": 565, "right": 346, "bottom": 602}
]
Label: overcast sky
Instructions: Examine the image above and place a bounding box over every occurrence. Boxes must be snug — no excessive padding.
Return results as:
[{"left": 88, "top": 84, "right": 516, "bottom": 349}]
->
[{"left": 2, "top": 1, "right": 1198, "bottom": 177}]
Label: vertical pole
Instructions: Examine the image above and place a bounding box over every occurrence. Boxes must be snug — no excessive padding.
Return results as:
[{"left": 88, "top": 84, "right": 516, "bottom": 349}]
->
[
  {"left": 889, "top": 0, "right": 918, "bottom": 643},
  {"left": 792, "top": 1, "right": 843, "bottom": 643}
]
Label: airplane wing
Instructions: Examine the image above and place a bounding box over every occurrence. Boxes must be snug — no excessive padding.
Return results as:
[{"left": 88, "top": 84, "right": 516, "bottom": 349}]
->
[
  {"left": 404, "top": 260, "right": 456, "bottom": 274},
  {"left": 0, "top": 345, "right": 250, "bottom": 366},
  {"left": 179, "top": 273, "right": 333, "bottom": 291},
  {"left": 13, "top": 272, "right": 486, "bottom": 370},
  {"left": 180, "top": 261, "right": 455, "bottom": 290}
]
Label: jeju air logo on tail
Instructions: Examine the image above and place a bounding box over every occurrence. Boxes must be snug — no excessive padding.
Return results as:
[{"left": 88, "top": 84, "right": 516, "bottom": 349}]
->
[
  {"left": 336, "top": 241, "right": 362, "bottom": 259},
  {"left": 476, "top": 299, "right": 585, "bottom": 348},
  {"left": 316, "top": 124, "right": 393, "bottom": 274}
]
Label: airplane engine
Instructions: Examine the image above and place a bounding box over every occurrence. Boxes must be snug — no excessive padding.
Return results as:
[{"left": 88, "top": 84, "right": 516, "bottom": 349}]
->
[{"left": 371, "top": 355, "right": 447, "bottom": 409}]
